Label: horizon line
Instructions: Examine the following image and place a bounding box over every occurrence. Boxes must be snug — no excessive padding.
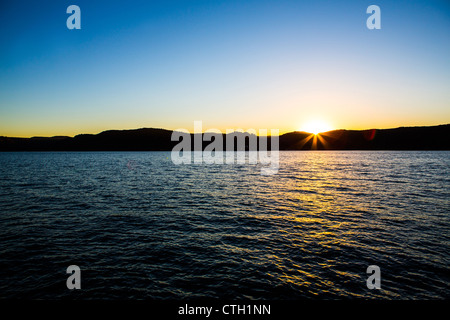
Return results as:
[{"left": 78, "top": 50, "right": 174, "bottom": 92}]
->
[{"left": 1, "top": 123, "right": 449, "bottom": 139}]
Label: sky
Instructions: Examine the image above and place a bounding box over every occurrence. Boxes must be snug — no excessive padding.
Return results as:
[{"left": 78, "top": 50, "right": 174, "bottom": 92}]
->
[{"left": 0, "top": 0, "right": 449, "bottom": 137}]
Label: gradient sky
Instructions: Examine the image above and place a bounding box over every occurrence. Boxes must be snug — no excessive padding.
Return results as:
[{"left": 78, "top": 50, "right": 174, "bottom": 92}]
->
[{"left": 1, "top": 0, "right": 449, "bottom": 137}]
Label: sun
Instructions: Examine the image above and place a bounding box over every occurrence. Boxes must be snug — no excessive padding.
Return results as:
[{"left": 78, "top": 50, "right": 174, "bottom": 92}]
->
[{"left": 301, "top": 119, "right": 332, "bottom": 135}]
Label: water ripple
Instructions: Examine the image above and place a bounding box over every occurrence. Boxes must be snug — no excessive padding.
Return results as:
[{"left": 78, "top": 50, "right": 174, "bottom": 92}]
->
[{"left": 0, "top": 151, "right": 449, "bottom": 299}]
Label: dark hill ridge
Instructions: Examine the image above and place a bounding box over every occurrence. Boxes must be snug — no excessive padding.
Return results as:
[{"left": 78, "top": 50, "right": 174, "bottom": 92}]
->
[
  {"left": 0, "top": 124, "right": 449, "bottom": 151},
  {"left": 279, "top": 124, "right": 450, "bottom": 150}
]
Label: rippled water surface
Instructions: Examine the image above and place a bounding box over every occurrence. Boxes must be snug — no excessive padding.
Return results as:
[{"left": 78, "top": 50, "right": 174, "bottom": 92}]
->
[{"left": 0, "top": 151, "right": 449, "bottom": 299}]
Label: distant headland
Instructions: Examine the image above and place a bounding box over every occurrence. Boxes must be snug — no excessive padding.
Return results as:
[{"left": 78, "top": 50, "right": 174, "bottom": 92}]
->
[{"left": 0, "top": 124, "right": 449, "bottom": 151}]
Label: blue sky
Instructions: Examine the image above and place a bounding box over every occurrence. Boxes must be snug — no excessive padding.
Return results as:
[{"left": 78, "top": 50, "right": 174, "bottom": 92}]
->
[{"left": 1, "top": 0, "right": 449, "bottom": 136}]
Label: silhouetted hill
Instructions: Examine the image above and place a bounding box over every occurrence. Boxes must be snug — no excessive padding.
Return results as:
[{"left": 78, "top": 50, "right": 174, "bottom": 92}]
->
[
  {"left": 72, "top": 128, "right": 175, "bottom": 151},
  {"left": 280, "top": 125, "right": 450, "bottom": 150},
  {"left": 0, "top": 124, "right": 449, "bottom": 151}
]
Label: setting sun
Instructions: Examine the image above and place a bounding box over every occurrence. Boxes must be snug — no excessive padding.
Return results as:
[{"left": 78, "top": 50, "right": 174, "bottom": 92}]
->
[{"left": 301, "top": 120, "right": 333, "bottom": 135}]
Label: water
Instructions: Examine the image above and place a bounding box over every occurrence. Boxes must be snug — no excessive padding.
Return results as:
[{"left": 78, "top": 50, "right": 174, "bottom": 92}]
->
[{"left": 0, "top": 151, "right": 448, "bottom": 300}]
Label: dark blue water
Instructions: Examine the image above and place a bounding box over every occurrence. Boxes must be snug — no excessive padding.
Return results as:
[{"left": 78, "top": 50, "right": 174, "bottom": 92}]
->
[{"left": 0, "top": 151, "right": 448, "bottom": 299}]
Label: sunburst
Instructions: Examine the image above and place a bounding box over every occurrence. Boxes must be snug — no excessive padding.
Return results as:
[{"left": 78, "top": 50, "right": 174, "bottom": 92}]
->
[{"left": 301, "top": 120, "right": 332, "bottom": 135}]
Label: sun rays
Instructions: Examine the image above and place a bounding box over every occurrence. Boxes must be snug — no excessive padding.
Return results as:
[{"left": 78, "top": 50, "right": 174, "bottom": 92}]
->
[
  {"left": 295, "top": 119, "right": 334, "bottom": 149},
  {"left": 295, "top": 132, "right": 331, "bottom": 150},
  {"left": 301, "top": 120, "right": 333, "bottom": 135}
]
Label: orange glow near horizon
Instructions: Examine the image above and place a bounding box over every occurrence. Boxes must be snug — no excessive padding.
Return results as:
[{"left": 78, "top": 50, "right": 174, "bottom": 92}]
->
[
  {"left": 300, "top": 119, "right": 333, "bottom": 135},
  {"left": 1, "top": 119, "right": 448, "bottom": 138}
]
